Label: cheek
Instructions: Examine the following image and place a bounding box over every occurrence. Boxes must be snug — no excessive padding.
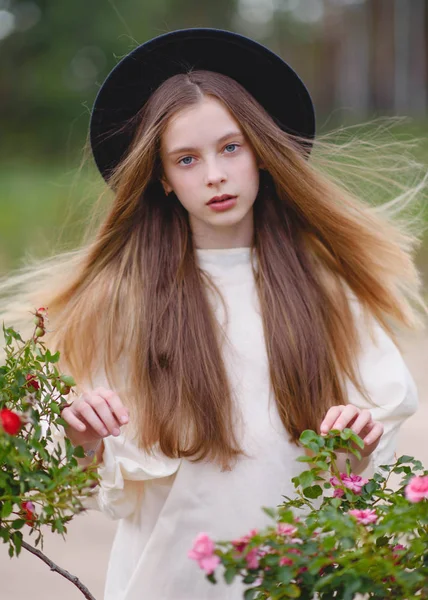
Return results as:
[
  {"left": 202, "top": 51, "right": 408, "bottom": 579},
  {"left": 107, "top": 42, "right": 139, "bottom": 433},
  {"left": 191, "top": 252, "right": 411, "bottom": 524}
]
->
[
  {"left": 240, "top": 156, "right": 260, "bottom": 189},
  {"left": 168, "top": 168, "right": 199, "bottom": 193}
]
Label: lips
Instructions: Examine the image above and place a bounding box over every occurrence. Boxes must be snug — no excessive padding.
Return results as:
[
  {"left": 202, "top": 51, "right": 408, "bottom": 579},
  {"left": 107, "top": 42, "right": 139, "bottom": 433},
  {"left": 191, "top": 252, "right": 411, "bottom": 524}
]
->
[{"left": 207, "top": 194, "right": 236, "bottom": 205}]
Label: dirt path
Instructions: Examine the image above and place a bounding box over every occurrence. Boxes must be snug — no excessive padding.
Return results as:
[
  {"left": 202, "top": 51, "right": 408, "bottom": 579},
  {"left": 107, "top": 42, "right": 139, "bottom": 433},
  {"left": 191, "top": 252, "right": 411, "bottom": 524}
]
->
[{"left": 2, "top": 331, "right": 428, "bottom": 600}]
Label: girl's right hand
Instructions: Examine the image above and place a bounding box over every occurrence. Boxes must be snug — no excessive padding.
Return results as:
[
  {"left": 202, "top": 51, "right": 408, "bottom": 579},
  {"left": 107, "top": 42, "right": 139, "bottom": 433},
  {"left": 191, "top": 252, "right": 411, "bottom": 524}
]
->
[{"left": 61, "top": 387, "right": 129, "bottom": 448}]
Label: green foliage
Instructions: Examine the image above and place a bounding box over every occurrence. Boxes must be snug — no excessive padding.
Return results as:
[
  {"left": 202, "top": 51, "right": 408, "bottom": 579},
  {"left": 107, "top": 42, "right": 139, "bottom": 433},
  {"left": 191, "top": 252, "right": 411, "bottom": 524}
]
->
[
  {"left": 205, "top": 430, "right": 428, "bottom": 599},
  {"left": 0, "top": 315, "right": 99, "bottom": 559}
]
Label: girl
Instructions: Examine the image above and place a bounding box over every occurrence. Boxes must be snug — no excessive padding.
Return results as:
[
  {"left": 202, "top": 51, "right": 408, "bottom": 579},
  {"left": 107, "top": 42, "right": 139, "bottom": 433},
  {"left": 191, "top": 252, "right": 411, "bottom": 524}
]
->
[{"left": 1, "top": 28, "right": 427, "bottom": 599}]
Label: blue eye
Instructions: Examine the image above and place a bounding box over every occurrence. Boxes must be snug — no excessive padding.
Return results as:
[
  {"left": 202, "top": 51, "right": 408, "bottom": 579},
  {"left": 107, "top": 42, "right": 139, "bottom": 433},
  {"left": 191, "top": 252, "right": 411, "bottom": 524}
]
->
[
  {"left": 179, "top": 156, "right": 193, "bottom": 166},
  {"left": 225, "top": 144, "right": 238, "bottom": 153}
]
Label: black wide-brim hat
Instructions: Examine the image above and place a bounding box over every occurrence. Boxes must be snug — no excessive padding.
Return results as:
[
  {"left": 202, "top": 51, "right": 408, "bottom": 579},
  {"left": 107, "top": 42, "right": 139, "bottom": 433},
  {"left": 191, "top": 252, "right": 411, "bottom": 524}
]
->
[{"left": 90, "top": 28, "right": 316, "bottom": 183}]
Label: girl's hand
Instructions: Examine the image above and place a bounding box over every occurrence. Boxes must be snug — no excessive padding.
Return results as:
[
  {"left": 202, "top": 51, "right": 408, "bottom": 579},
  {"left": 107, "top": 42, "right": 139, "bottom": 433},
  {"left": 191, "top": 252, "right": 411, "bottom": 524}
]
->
[
  {"left": 320, "top": 404, "right": 384, "bottom": 458},
  {"left": 61, "top": 387, "right": 129, "bottom": 449}
]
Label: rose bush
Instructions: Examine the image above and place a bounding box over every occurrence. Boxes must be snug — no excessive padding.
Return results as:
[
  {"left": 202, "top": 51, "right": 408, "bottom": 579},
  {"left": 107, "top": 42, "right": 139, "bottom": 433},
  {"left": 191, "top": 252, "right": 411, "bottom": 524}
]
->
[
  {"left": 0, "top": 310, "right": 99, "bottom": 598},
  {"left": 190, "top": 429, "right": 428, "bottom": 599}
]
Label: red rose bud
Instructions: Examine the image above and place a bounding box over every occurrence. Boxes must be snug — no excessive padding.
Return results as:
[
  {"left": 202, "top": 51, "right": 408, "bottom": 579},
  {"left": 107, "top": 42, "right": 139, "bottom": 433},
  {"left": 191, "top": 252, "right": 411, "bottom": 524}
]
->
[
  {"left": 34, "top": 326, "right": 45, "bottom": 338},
  {"left": 25, "top": 374, "right": 40, "bottom": 390},
  {"left": 0, "top": 408, "right": 22, "bottom": 435},
  {"left": 59, "top": 384, "right": 71, "bottom": 395},
  {"left": 20, "top": 501, "right": 36, "bottom": 526}
]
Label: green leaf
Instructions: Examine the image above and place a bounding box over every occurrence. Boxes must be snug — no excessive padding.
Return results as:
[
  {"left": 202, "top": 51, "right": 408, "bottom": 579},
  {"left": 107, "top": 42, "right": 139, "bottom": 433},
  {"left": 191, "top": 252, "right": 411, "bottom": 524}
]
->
[
  {"left": 53, "top": 518, "right": 65, "bottom": 533},
  {"left": 49, "top": 401, "right": 60, "bottom": 415},
  {"left": 315, "top": 461, "right": 330, "bottom": 471},
  {"left": 303, "top": 485, "right": 322, "bottom": 499},
  {"left": 364, "top": 480, "right": 377, "bottom": 494},
  {"left": 223, "top": 566, "right": 237, "bottom": 584},
  {"left": 244, "top": 590, "right": 258, "bottom": 600},
  {"left": 323, "top": 535, "right": 336, "bottom": 551},
  {"left": 262, "top": 506, "right": 277, "bottom": 519},
  {"left": 0, "top": 528, "right": 10, "bottom": 542},
  {"left": 299, "top": 470, "right": 315, "bottom": 489},
  {"left": 264, "top": 554, "right": 279, "bottom": 567},
  {"left": 396, "top": 455, "right": 413, "bottom": 465},
  {"left": 376, "top": 535, "right": 390, "bottom": 547},
  {"left": 12, "top": 531, "right": 22, "bottom": 556},
  {"left": 1, "top": 500, "right": 13, "bottom": 518},
  {"left": 73, "top": 446, "right": 86, "bottom": 458},
  {"left": 342, "top": 578, "right": 362, "bottom": 600},
  {"left": 277, "top": 565, "right": 293, "bottom": 583},
  {"left": 306, "top": 442, "right": 321, "bottom": 453},
  {"left": 340, "top": 428, "right": 353, "bottom": 440},
  {"left": 50, "top": 351, "right": 60, "bottom": 363},
  {"left": 43, "top": 504, "right": 54, "bottom": 517},
  {"left": 283, "top": 584, "right": 301, "bottom": 598},
  {"left": 351, "top": 434, "right": 364, "bottom": 449},
  {"left": 60, "top": 375, "right": 76, "bottom": 386},
  {"left": 299, "top": 430, "right": 320, "bottom": 444},
  {"left": 348, "top": 447, "right": 362, "bottom": 460}
]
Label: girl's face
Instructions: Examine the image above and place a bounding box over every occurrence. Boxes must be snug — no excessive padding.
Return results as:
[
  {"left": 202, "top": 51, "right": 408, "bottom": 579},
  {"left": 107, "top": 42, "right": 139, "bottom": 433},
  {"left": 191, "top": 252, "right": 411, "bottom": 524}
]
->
[{"left": 160, "top": 95, "right": 261, "bottom": 248}]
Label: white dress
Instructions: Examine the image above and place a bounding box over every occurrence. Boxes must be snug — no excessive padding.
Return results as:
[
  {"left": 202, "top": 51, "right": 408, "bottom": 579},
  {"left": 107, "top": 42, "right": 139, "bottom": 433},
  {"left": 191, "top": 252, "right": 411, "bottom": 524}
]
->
[{"left": 68, "top": 248, "right": 418, "bottom": 600}]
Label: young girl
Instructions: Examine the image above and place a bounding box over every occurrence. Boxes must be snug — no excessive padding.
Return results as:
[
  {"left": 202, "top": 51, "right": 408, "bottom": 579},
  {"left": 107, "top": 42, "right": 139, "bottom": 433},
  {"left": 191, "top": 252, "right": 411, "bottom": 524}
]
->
[{"left": 1, "top": 28, "right": 427, "bottom": 599}]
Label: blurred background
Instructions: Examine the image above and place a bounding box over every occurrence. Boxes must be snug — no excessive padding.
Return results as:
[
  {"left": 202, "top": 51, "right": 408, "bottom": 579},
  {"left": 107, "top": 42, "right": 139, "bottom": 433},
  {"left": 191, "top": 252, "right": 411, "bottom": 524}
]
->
[
  {"left": 1, "top": 2, "right": 428, "bottom": 599},
  {"left": 1, "top": 0, "right": 428, "bottom": 278}
]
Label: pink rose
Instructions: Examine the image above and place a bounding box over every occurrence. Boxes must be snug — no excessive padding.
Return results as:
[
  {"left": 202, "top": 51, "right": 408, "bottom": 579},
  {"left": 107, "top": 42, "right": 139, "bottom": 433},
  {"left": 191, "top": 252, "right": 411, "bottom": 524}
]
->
[
  {"left": 188, "top": 533, "right": 220, "bottom": 575},
  {"left": 392, "top": 544, "right": 406, "bottom": 565},
  {"left": 246, "top": 547, "right": 260, "bottom": 570},
  {"left": 279, "top": 548, "right": 302, "bottom": 566},
  {"left": 276, "top": 523, "right": 297, "bottom": 537},
  {"left": 231, "top": 528, "right": 258, "bottom": 553},
  {"left": 330, "top": 473, "right": 369, "bottom": 495},
  {"left": 348, "top": 508, "right": 377, "bottom": 525},
  {"left": 405, "top": 476, "right": 428, "bottom": 503}
]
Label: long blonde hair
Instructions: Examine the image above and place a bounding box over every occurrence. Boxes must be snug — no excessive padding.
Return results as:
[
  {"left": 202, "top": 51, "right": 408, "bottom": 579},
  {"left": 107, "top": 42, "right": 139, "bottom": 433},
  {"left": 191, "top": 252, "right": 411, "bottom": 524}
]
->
[{"left": 1, "top": 70, "right": 427, "bottom": 470}]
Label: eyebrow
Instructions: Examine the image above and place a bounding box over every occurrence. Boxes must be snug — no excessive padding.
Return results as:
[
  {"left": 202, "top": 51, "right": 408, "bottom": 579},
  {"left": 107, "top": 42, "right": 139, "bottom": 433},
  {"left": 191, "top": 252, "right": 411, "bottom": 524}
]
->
[{"left": 167, "top": 131, "right": 245, "bottom": 157}]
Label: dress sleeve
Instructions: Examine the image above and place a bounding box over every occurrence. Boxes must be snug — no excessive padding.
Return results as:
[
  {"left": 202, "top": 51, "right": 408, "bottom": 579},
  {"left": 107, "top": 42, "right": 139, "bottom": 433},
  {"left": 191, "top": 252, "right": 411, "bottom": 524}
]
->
[
  {"left": 345, "top": 300, "right": 418, "bottom": 473},
  {"left": 48, "top": 424, "right": 181, "bottom": 520},
  {"left": 48, "top": 365, "right": 182, "bottom": 521},
  {"left": 94, "top": 434, "right": 181, "bottom": 520}
]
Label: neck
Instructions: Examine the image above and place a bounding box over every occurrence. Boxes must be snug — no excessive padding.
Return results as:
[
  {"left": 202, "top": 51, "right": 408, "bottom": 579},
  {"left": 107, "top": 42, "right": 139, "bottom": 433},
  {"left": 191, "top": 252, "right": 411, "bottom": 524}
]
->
[{"left": 190, "top": 209, "right": 254, "bottom": 249}]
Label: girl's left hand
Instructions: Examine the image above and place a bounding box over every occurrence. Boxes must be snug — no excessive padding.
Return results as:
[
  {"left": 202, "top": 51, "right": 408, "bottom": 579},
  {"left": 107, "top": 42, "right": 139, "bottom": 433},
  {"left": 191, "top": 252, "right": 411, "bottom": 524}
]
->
[{"left": 320, "top": 404, "right": 384, "bottom": 458}]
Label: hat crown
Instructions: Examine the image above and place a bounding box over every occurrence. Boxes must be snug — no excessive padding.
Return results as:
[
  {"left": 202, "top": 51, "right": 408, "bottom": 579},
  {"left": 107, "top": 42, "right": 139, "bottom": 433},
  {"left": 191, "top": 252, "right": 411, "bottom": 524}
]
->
[{"left": 90, "top": 28, "right": 315, "bottom": 183}]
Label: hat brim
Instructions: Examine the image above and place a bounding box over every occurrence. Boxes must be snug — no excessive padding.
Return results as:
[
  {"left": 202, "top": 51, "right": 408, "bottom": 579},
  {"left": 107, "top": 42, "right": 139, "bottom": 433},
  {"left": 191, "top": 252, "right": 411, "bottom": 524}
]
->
[{"left": 90, "top": 28, "right": 316, "bottom": 182}]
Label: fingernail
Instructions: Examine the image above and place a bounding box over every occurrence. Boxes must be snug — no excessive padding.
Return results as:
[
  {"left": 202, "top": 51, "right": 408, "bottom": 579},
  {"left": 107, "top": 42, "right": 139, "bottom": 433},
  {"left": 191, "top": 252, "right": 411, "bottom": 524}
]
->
[
  {"left": 113, "top": 428, "right": 120, "bottom": 436},
  {"left": 120, "top": 416, "right": 128, "bottom": 424}
]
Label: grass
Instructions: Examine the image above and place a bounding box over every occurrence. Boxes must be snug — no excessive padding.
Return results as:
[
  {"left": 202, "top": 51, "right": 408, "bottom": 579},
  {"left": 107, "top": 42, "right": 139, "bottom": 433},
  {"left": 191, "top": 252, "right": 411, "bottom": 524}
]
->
[{"left": 0, "top": 161, "right": 105, "bottom": 276}]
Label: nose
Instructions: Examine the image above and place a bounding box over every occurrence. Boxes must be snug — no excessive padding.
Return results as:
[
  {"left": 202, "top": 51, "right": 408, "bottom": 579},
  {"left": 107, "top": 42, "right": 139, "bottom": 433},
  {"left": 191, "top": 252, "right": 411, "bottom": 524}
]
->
[{"left": 204, "top": 157, "right": 227, "bottom": 187}]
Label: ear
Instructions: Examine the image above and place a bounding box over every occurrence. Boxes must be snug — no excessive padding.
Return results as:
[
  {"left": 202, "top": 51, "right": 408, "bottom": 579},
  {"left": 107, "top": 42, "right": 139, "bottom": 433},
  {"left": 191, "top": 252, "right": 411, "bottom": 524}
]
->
[{"left": 160, "top": 176, "right": 173, "bottom": 195}]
